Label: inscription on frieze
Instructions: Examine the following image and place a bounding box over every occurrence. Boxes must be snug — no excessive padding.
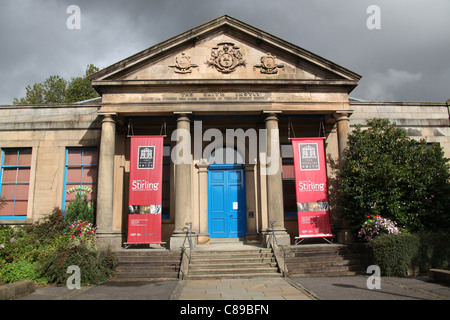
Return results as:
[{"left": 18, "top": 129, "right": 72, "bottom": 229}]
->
[
  {"left": 174, "top": 91, "right": 266, "bottom": 101},
  {"left": 135, "top": 91, "right": 318, "bottom": 103},
  {"left": 140, "top": 91, "right": 268, "bottom": 102}
]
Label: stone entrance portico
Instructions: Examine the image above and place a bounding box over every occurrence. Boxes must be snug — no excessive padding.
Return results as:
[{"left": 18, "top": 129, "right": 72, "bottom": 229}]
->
[{"left": 90, "top": 15, "right": 358, "bottom": 250}]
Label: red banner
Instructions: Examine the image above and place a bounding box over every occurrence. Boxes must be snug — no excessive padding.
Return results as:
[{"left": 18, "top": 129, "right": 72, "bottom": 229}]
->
[
  {"left": 127, "top": 136, "right": 164, "bottom": 244},
  {"left": 292, "top": 138, "right": 332, "bottom": 240}
]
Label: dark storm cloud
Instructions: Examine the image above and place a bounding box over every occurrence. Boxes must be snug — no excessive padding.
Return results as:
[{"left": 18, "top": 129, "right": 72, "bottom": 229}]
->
[{"left": 1, "top": 0, "right": 449, "bottom": 104}]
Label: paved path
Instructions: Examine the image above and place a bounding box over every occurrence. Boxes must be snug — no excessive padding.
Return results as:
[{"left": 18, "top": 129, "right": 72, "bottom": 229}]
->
[
  {"left": 291, "top": 275, "right": 450, "bottom": 300},
  {"left": 177, "top": 277, "right": 311, "bottom": 300},
  {"left": 18, "top": 275, "right": 449, "bottom": 301},
  {"left": 19, "top": 280, "right": 179, "bottom": 300}
]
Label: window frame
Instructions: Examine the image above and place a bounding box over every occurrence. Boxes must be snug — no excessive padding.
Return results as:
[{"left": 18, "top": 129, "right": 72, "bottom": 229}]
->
[
  {"left": 0, "top": 148, "right": 32, "bottom": 220},
  {"left": 62, "top": 147, "right": 98, "bottom": 212}
]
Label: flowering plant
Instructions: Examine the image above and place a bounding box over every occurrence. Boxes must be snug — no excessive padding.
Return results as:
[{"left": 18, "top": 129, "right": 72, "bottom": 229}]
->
[
  {"left": 68, "top": 220, "right": 98, "bottom": 250},
  {"left": 358, "top": 215, "right": 400, "bottom": 242}
]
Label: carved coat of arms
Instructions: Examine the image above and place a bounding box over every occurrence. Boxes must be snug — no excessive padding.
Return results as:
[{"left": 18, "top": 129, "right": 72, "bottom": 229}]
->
[
  {"left": 206, "top": 42, "right": 246, "bottom": 74},
  {"left": 169, "top": 52, "right": 198, "bottom": 74},
  {"left": 254, "top": 53, "right": 284, "bottom": 74}
]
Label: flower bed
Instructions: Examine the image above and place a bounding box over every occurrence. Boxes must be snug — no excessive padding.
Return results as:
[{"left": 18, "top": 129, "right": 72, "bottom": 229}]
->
[
  {"left": 358, "top": 215, "right": 400, "bottom": 242},
  {"left": 68, "top": 220, "right": 98, "bottom": 250}
]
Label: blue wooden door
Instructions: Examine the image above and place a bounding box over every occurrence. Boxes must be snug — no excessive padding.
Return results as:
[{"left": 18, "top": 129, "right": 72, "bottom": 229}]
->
[{"left": 208, "top": 166, "right": 246, "bottom": 238}]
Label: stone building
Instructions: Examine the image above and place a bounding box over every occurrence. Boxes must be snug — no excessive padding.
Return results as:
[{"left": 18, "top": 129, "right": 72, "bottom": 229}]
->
[{"left": 1, "top": 16, "right": 448, "bottom": 251}]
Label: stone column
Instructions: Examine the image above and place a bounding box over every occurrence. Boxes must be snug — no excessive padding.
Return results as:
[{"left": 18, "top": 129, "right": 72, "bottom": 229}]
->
[
  {"left": 170, "top": 113, "right": 194, "bottom": 250},
  {"left": 264, "top": 112, "right": 290, "bottom": 246},
  {"left": 334, "top": 112, "right": 353, "bottom": 243},
  {"left": 334, "top": 112, "right": 350, "bottom": 161},
  {"left": 96, "top": 113, "right": 120, "bottom": 250},
  {"left": 244, "top": 164, "right": 258, "bottom": 243},
  {"left": 196, "top": 162, "right": 209, "bottom": 245}
]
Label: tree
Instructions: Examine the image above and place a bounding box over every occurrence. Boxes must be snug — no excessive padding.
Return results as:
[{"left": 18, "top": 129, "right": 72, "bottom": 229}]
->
[
  {"left": 13, "top": 64, "right": 99, "bottom": 105},
  {"left": 338, "top": 118, "right": 450, "bottom": 234},
  {"left": 64, "top": 192, "right": 95, "bottom": 231},
  {"left": 65, "top": 64, "right": 100, "bottom": 103}
]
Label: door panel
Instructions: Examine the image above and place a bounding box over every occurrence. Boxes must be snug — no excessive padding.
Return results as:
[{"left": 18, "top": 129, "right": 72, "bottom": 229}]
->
[
  {"left": 208, "top": 167, "right": 246, "bottom": 238},
  {"left": 210, "top": 184, "right": 226, "bottom": 236}
]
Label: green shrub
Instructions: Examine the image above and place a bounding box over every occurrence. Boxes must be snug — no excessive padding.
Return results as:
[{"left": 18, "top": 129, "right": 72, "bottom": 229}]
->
[
  {"left": 0, "top": 206, "right": 116, "bottom": 285},
  {"left": 0, "top": 225, "right": 14, "bottom": 245},
  {"left": 0, "top": 260, "right": 44, "bottom": 284},
  {"left": 37, "top": 244, "right": 116, "bottom": 285},
  {"left": 367, "top": 233, "right": 420, "bottom": 276},
  {"left": 25, "top": 208, "right": 65, "bottom": 244},
  {"left": 64, "top": 193, "right": 95, "bottom": 230},
  {"left": 367, "top": 232, "right": 450, "bottom": 276},
  {"left": 0, "top": 228, "right": 40, "bottom": 264},
  {"left": 416, "top": 231, "right": 450, "bottom": 271}
]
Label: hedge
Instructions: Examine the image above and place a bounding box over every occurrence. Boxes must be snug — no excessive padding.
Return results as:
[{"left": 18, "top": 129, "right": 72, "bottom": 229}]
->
[{"left": 367, "top": 232, "right": 450, "bottom": 276}]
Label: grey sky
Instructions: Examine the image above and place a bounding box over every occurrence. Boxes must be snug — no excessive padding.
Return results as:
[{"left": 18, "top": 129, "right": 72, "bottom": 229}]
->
[{"left": 1, "top": 0, "right": 449, "bottom": 104}]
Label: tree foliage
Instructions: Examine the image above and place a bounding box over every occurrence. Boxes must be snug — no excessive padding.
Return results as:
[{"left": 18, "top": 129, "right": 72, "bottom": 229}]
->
[
  {"left": 338, "top": 118, "right": 450, "bottom": 233},
  {"left": 64, "top": 192, "right": 95, "bottom": 231},
  {"left": 13, "top": 64, "right": 99, "bottom": 105}
]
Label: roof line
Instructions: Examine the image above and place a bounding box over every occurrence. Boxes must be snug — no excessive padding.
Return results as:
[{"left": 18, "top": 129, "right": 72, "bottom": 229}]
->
[{"left": 89, "top": 15, "right": 361, "bottom": 82}]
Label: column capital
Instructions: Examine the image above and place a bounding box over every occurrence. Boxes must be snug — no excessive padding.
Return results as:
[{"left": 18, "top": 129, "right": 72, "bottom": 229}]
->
[
  {"left": 262, "top": 111, "right": 282, "bottom": 114},
  {"left": 263, "top": 111, "right": 282, "bottom": 122},
  {"left": 333, "top": 111, "right": 351, "bottom": 122},
  {"left": 98, "top": 112, "right": 117, "bottom": 124},
  {"left": 195, "top": 162, "right": 209, "bottom": 172},
  {"left": 98, "top": 112, "right": 117, "bottom": 116},
  {"left": 174, "top": 112, "right": 192, "bottom": 124},
  {"left": 174, "top": 111, "right": 192, "bottom": 117}
]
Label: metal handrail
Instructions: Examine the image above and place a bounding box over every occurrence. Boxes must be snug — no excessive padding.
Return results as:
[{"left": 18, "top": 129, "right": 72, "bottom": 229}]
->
[
  {"left": 185, "top": 222, "right": 193, "bottom": 263},
  {"left": 269, "top": 221, "right": 287, "bottom": 278},
  {"left": 179, "top": 222, "right": 193, "bottom": 280}
]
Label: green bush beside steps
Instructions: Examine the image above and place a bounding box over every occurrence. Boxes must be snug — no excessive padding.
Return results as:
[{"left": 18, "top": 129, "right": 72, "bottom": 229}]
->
[{"left": 366, "top": 232, "right": 450, "bottom": 276}]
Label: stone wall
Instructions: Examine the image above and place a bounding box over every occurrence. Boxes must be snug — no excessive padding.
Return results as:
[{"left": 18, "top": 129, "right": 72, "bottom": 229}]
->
[
  {"left": 0, "top": 104, "right": 101, "bottom": 223},
  {"left": 349, "top": 101, "right": 450, "bottom": 157}
]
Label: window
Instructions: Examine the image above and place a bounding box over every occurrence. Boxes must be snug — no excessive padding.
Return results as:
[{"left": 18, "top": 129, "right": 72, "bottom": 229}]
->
[
  {"left": 0, "top": 148, "right": 32, "bottom": 220},
  {"left": 281, "top": 144, "right": 297, "bottom": 217},
  {"left": 63, "top": 148, "right": 98, "bottom": 211}
]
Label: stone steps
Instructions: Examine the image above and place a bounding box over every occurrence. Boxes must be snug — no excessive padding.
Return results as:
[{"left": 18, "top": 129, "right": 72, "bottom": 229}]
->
[
  {"left": 186, "top": 247, "right": 282, "bottom": 280},
  {"left": 285, "top": 244, "right": 365, "bottom": 277},
  {"left": 111, "top": 250, "right": 182, "bottom": 281}
]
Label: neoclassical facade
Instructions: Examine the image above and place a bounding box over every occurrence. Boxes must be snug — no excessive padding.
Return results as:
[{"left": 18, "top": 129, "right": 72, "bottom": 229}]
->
[{"left": 1, "top": 16, "right": 448, "bottom": 251}]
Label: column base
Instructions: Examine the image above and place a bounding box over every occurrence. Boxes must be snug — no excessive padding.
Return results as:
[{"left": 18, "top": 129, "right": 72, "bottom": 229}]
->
[
  {"left": 262, "top": 228, "right": 291, "bottom": 247},
  {"left": 169, "top": 232, "right": 197, "bottom": 251},
  {"left": 97, "top": 232, "right": 123, "bottom": 251},
  {"left": 197, "top": 233, "right": 210, "bottom": 245}
]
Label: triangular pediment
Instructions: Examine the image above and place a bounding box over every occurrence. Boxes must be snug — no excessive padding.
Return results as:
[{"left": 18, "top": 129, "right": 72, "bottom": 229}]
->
[{"left": 90, "top": 15, "right": 360, "bottom": 87}]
